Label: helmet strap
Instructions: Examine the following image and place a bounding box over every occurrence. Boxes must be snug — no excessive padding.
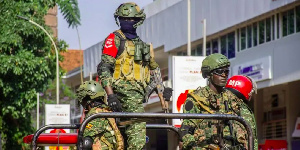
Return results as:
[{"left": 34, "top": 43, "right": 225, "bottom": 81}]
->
[{"left": 115, "top": 16, "right": 120, "bottom": 27}]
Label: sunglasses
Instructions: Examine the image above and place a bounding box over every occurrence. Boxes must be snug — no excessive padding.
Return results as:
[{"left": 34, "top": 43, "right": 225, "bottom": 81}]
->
[{"left": 212, "top": 68, "right": 230, "bottom": 76}]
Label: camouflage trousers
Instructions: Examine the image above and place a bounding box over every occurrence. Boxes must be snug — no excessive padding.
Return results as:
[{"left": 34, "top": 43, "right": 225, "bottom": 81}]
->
[{"left": 114, "top": 80, "right": 146, "bottom": 150}]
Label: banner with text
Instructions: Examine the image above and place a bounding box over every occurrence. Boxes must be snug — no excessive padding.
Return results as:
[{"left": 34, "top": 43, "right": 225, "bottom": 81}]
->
[
  {"left": 45, "top": 104, "right": 70, "bottom": 150},
  {"left": 172, "top": 56, "right": 206, "bottom": 127}
]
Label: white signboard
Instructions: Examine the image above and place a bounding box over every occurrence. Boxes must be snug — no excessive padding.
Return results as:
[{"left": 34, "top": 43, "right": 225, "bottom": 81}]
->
[
  {"left": 45, "top": 104, "right": 70, "bottom": 133},
  {"left": 232, "top": 56, "right": 272, "bottom": 82},
  {"left": 172, "top": 56, "right": 207, "bottom": 127},
  {"left": 45, "top": 104, "right": 70, "bottom": 150}
]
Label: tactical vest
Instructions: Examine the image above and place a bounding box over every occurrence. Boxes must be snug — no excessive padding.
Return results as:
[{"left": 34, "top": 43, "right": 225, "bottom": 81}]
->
[
  {"left": 188, "top": 87, "right": 237, "bottom": 148},
  {"left": 112, "top": 30, "right": 150, "bottom": 88}
]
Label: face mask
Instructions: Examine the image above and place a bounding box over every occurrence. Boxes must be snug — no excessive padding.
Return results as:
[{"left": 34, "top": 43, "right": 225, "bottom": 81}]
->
[{"left": 119, "top": 19, "right": 138, "bottom": 39}]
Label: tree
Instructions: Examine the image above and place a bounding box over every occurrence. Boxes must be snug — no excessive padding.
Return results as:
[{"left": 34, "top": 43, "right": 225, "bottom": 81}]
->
[{"left": 0, "top": 0, "right": 80, "bottom": 149}]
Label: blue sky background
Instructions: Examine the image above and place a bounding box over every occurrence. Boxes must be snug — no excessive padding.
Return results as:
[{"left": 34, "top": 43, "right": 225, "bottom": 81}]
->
[{"left": 57, "top": 0, "right": 153, "bottom": 50}]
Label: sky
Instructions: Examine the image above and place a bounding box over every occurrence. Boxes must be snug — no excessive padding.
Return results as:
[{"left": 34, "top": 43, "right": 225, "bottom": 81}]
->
[{"left": 57, "top": 0, "right": 153, "bottom": 50}]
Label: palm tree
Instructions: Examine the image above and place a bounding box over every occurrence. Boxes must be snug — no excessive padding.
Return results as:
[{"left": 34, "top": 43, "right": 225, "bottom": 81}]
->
[
  {"left": 57, "top": 0, "right": 81, "bottom": 28},
  {"left": 57, "top": 0, "right": 84, "bottom": 84}
]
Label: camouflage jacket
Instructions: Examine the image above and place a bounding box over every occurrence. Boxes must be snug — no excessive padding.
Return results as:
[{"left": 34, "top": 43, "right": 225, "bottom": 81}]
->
[
  {"left": 181, "top": 86, "right": 245, "bottom": 150},
  {"left": 97, "top": 31, "right": 159, "bottom": 91},
  {"left": 225, "top": 90, "right": 258, "bottom": 150},
  {"left": 83, "top": 106, "right": 124, "bottom": 150}
]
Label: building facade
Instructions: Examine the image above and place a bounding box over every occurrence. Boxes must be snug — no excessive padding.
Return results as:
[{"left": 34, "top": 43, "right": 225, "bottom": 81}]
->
[
  {"left": 137, "top": 0, "right": 300, "bottom": 149},
  {"left": 74, "top": 0, "right": 300, "bottom": 149}
]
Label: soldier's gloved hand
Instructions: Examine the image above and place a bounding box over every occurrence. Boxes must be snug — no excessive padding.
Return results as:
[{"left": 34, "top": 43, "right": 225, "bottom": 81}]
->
[
  {"left": 163, "top": 87, "right": 173, "bottom": 101},
  {"left": 107, "top": 94, "right": 122, "bottom": 112}
]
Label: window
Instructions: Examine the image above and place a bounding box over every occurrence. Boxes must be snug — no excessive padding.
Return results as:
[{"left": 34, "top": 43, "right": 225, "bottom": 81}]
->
[
  {"left": 253, "top": 23, "right": 258, "bottom": 46},
  {"left": 221, "top": 35, "right": 227, "bottom": 56},
  {"left": 237, "top": 29, "right": 240, "bottom": 51},
  {"left": 266, "top": 17, "right": 271, "bottom": 42},
  {"left": 288, "top": 9, "right": 295, "bottom": 35},
  {"left": 259, "top": 20, "right": 265, "bottom": 44},
  {"left": 196, "top": 44, "right": 203, "bottom": 56},
  {"left": 191, "top": 49, "right": 196, "bottom": 56},
  {"left": 206, "top": 42, "right": 211, "bottom": 56},
  {"left": 247, "top": 25, "right": 252, "bottom": 48},
  {"left": 263, "top": 92, "right": 287, "bottom": 139},
  {"left": 212, "top": 39, "right": 218, "bottom": 53},
  {"left": 282, "top": 9, "right": 295, "bottom": 37},
  {"left": 241, "top": 27, "right": 246, "bottom": 50},
  {"left": 272, "top": 15, "right": 275, "bottom": 40},
  {"left": 227, "top": 32, "right": 235, "bottom": 59},
  {"left": 177, "top": 51, "right": 183, "bottom": 56},
  {"left": 220, "top": 32, "right": 235, "bottom": 59},
  {"left": 297, "top": 6, "right": 300, "bottom": 32},
  {"left": 277, "top": 13, "right": 280, "bottom": 38}
]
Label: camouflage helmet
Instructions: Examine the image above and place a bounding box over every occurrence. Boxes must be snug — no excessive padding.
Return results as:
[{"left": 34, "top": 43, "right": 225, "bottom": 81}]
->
[
  {"left": 201, "top": 53, "right": 230, "bottom": 78},
  {"left": 76, "top": 81, "right": 105, "bottom": 105},
  {"left": 114, "top": 2, "right": 146, "bottom": 28}
]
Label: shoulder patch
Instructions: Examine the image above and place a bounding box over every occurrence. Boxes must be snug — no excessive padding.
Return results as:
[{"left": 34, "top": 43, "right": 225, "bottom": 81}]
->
[
  {"left": 86, "top": 123, "right": 93, "bottom": 129},
  {"left": 103, "top": 33, "right": 118, "bottom": 58},
  {"left": 185, "top": 100, "right": 194, "bottom": 111}
]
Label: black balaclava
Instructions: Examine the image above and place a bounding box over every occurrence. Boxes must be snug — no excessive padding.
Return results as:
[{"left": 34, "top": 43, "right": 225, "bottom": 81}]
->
[{"left": 119, "top": 19, "right": 138, "bottom": 40}]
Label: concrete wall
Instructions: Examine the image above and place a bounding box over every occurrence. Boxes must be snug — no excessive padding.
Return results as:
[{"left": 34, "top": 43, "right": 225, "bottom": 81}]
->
[
  {"left": 231, "top": 32, "right": 300, "bottom": 89},
  {"left": 138, "top": 0, "right": 296, "bottom": 52}
]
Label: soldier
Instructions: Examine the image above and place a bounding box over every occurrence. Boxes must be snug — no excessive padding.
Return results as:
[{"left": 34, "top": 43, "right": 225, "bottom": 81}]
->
[
  {"left": 76, "top": 81, "right": 124, "bottom": 150},
  {"left": 225, "top": 75, "right": 258, "bottom": 150},
  {"left": 97, "top": 2, "right": 170, "bottom": 149},
  {"left": 179, "top": 53, "right": 245, "bottom": 149}
]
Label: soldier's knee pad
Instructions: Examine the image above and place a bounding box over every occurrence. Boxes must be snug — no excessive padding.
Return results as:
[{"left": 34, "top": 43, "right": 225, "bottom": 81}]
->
[{"left": 83, "top": 136, "right": 93, "bottom": 150}]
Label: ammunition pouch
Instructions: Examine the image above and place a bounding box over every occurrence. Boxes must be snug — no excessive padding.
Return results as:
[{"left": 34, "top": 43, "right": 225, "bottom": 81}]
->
[{"left": 134, "top": 39, "right": 150, "bottom": 63}]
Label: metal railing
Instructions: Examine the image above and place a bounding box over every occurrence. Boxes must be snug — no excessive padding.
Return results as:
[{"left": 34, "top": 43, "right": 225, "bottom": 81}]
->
[
  {"left": 30, "top": 112, "right": 253, "bottom": 150},
  {"left": 77, "top": 112, "right": 253, "bottom": 150},
  {"left": 31, "top": 123, "right": 178, "bottom": 150},
  {"left": 31, "top": 124, "right": 80, "bottom": 150}
]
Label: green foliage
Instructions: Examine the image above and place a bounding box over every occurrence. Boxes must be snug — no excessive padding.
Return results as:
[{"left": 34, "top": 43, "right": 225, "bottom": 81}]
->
[
  {"left": 40, "top": 79, "right": 76, "bottom": 103},
  {"left": 57, "top": 0, "right": 81, "bottom": 28},
  {"left": 0, "top": 0, "right": 80, "bottom": 149}
]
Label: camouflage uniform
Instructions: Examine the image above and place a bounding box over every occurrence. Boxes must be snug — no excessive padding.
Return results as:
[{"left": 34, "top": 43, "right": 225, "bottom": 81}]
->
[
  {"left": 181, "top": 86, "right": 245, "bottom": 150},
  {"left": 97, "top": 3, "right": 159, "bottom": 149},
  {"left": 225, "top": 90, "right": 258, "bottom": 150},
  {"left": 180, "top": 54, "right": 246, "bottom": 150},
  {"left": 84, "top": 105, "right": 124, "bottom": 150},
  {"left": 76, "top": 81, "right": 124, "bottom": 150}
]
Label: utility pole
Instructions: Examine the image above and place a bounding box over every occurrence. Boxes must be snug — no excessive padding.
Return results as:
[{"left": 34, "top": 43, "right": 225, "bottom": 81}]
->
[
  {"left": 187, "top": 0, "right": 191, "bottom": 56},
  {"left": 202, "top": 19, "right": 207, "bottom": 56},
  {"left": 18, "top": 16, "right": 60, "bottom": 104},
  {"left": 37, "top": 93, "right": 39, "bottom": 129}
]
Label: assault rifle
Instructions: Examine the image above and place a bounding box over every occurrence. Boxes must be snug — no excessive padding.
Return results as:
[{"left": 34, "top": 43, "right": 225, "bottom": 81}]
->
[{"left": 144, "top": 43, "right": 169, "bottom": 113}]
